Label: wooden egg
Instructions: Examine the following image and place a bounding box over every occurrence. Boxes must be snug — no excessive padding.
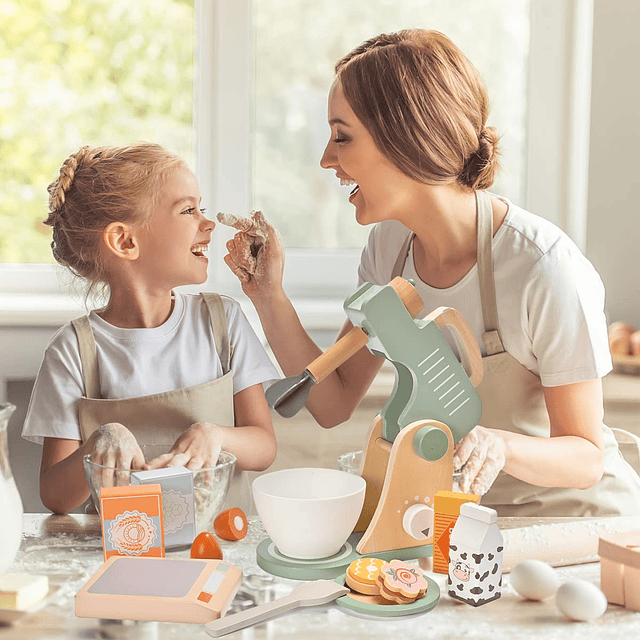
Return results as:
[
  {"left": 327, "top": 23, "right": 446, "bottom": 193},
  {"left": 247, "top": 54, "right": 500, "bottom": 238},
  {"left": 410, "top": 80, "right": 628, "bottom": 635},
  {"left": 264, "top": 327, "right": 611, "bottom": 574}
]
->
[
  {"left": 190, "top": 531, "right": 223, "bottom": 560},
  {"left": 214, "top": 508, "right": 248, "bottom": 541}
]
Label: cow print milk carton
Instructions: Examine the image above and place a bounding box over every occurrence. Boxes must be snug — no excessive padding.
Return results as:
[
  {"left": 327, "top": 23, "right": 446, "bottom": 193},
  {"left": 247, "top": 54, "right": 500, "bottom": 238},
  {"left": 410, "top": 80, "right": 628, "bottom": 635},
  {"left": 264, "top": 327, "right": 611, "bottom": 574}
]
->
[{"left": 447, "top": 502, "right": 503, "bottom": 606}]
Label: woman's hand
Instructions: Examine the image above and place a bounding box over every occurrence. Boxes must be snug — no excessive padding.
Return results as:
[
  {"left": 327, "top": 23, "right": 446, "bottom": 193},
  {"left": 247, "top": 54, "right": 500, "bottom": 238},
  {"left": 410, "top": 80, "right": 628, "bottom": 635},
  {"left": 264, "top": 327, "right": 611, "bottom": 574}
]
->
[
  {"left": 143, "top": 422, "right": 225, "bottom": 471},
  {"left": 452, "top": 426, "right": 506, "bottom": 495},
  {"left": 87, "top": 422, "right": 145, "bottom": 471},
  {"left": 217, "top": 210, "right": 285, "bottom": 301}
]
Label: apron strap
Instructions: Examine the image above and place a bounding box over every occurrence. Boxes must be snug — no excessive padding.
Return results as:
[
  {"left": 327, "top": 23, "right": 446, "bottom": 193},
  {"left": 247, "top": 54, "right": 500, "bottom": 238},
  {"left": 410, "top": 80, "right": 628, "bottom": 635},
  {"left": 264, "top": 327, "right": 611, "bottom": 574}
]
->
[
  {"left": 71, "top": 316, "right": 101, "bottom": 399},
  {"left": 391, "top": 231, "right": 414, "bottom": 279},
  {"left": 201, "top": 293, "right": 231, "bottom": 374},
  {"left": 476, "top": 190, "right": 505, "bottom": 356}
]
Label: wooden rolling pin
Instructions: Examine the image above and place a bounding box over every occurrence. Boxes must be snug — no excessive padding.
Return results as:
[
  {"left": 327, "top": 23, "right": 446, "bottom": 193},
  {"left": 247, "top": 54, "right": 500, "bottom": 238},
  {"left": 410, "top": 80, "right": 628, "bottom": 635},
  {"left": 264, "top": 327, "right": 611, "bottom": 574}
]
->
[{"left": 499, "top": 515, "right": 640, "bottom": 572}]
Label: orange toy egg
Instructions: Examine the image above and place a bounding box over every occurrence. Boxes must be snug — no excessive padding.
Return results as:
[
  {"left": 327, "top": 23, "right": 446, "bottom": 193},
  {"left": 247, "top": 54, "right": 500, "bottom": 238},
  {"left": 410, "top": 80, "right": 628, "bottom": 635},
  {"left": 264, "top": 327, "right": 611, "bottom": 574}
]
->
[
  {"left": 190, "top": 531, "right": 223, "bottom": 560},
  {"left": 214, "top": 508, "right": 248, "bottom": 541}
]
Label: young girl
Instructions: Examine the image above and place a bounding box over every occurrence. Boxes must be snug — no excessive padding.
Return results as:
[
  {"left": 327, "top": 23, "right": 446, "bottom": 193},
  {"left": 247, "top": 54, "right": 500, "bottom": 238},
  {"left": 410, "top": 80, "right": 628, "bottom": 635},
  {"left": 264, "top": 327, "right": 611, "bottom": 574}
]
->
[
  {"left": 22, "top": 142, "right": 278, "bottom": 515},
  {"left": 223, "top": 30, "right": 640, "bottom": 517}
]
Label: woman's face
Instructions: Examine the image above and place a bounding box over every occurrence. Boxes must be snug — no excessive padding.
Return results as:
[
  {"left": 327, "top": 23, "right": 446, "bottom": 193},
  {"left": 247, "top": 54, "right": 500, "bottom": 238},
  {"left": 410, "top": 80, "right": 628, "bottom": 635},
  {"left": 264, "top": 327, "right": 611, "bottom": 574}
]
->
[{"left": 320, "top": 81, "right": 417, "bottom": 225}]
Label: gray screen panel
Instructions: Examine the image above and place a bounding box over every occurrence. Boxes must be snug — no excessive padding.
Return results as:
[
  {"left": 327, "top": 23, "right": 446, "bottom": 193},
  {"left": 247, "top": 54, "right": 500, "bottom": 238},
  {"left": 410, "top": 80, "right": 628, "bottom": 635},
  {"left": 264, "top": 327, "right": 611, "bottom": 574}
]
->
[{"left": 88, "top": 558, "right": 206, "bottom": 598}]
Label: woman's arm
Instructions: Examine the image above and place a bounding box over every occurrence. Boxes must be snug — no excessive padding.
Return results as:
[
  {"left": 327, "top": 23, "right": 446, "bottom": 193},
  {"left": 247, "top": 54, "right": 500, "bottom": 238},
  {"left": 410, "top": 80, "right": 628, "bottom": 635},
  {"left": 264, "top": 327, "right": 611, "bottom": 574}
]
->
[
  {"left": 497, "top": 379, "right": 604, "bottom": 489},
  {"left": 455, "top": 379, "right": 605, "bottom": 494},
  {"left": 223, "top": 213, "right": 384, "bottom": 428}
]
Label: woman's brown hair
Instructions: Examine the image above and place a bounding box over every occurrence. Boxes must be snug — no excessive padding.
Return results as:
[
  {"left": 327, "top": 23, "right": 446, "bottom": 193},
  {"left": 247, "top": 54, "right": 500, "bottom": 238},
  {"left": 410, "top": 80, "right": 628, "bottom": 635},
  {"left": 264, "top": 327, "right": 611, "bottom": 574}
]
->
[
  {"left": 44, "top": 142, "right": 186, "bottom": 299},
  {"left": 335, "top": 29, "right": 499, "bottom": 191}
]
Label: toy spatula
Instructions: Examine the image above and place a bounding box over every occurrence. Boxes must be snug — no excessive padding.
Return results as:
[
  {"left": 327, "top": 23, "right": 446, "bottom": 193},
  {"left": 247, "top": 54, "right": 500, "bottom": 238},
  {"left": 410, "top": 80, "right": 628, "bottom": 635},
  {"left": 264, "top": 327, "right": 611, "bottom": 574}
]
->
[
  {"left": 204, "top": 580, "right": 349, "bottom": 637},
  {"left": 266, "top": 277, "right": 424, "bottom": 417}
]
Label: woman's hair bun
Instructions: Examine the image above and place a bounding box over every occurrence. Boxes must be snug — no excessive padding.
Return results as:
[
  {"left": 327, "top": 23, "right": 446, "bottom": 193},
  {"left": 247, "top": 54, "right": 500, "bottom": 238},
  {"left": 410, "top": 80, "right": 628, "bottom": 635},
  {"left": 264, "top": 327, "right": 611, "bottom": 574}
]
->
[{"left": 459, "top": 126, "right": 500, "bottom": 191}]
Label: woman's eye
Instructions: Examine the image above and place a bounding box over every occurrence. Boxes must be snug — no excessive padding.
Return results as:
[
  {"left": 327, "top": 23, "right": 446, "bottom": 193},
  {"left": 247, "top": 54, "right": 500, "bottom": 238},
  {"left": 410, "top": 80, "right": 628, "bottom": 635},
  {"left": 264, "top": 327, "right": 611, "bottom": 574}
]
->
[{"left": 332, "top": 136, "right": 349, "bottom": 144}]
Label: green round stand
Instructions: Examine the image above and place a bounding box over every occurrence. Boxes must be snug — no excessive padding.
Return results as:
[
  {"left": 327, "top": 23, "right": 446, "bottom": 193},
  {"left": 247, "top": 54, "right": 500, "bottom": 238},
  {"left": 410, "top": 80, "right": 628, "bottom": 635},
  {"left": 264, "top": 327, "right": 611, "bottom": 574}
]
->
[
  {"left": 333, "top": 572, "right": 440, "bottom": 617},
  {"left": 256, "top": 531, "right": 432, "bottom": 581}
]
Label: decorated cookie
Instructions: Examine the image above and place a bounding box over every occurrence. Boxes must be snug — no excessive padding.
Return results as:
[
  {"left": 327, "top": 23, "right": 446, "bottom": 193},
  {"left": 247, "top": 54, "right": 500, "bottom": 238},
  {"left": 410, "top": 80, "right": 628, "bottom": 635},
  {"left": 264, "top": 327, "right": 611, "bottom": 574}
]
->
[
  {"left": 345, "top": 558, "right": 388, "bottom": 595},
  {"left": 376, "top": 560, "right": 428, "bottom": 604}
]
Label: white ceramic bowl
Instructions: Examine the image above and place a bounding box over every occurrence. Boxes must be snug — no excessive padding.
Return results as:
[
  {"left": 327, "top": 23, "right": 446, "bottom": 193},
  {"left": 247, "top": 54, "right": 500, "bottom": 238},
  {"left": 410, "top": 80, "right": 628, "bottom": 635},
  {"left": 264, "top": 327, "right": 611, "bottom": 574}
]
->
[{"left": 252, "top": 467, "right": 366, "bottom": 560}]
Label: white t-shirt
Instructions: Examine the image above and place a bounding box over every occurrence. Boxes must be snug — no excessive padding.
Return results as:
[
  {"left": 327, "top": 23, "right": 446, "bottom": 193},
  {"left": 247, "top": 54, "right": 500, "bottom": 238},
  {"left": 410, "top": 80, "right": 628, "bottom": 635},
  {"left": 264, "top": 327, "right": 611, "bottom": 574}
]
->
[
  {"left": 22, "top": 292, "right": 279, "bottom": 445},
  {"left": 358, "top": 198, "right": 612, "bottom": 387}
]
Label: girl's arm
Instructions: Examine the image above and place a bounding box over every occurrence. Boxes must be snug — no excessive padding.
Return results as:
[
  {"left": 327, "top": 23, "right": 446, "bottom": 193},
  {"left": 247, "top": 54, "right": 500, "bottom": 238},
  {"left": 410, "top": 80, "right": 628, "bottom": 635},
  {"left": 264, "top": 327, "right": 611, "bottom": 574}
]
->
[
  {"left": 454, "top": 379, "right": 605, "bottom": 494},
  {"left": 145, "top": 383, "right": 277, "bottom": 472},
  {"left": 40, "top": 424, "right": 146, "bottom": 515},
  {"left": 40, "top": 437, "right": 88, "bottom": 515}
]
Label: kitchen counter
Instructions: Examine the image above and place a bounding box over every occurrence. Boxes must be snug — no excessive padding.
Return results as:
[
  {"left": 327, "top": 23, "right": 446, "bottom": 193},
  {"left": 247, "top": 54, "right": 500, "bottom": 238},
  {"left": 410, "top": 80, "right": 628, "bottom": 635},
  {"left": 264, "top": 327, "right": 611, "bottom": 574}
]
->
[{"left": 2, "top": 514, "right": 639, "bottom": 640}]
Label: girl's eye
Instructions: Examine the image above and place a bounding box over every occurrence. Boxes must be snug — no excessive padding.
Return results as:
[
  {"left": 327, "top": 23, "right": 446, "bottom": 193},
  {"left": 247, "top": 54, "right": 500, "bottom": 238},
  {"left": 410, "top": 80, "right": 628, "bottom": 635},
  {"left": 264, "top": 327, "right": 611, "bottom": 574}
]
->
[{"left": 181, "top": 207, "right": 196, "bottom": 215}]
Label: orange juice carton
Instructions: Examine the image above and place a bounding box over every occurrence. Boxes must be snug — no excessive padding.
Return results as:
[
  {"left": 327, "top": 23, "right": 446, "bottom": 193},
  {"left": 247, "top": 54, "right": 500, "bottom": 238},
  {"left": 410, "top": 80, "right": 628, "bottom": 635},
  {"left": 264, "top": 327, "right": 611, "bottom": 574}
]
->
[
  {"left": 447, "top": 502, "right": 503, "bottom": 607},
  {"left": 433, "top": 490, "right": 480, "bottom": 573},
  {"left": 131, "top": 466, "right": 195, "bottom": 549},
  {"left": 99, "top": 484, "right": 165, "bottom": 561}
]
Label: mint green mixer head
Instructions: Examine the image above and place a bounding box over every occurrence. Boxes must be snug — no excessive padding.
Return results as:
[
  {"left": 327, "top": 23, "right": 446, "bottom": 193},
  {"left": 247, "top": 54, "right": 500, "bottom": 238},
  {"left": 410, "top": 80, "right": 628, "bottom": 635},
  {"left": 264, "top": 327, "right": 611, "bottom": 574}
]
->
[{"left": 344, "top": 281, "right": 482, "bottom": 444}]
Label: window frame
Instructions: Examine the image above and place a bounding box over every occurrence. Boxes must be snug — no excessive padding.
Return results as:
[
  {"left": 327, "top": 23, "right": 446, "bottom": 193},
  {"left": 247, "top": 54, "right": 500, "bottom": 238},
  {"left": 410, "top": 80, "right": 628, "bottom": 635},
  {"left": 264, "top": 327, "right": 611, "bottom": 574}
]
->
[{"left": 1, "top": 0, "right": 592, "bottom": 301}]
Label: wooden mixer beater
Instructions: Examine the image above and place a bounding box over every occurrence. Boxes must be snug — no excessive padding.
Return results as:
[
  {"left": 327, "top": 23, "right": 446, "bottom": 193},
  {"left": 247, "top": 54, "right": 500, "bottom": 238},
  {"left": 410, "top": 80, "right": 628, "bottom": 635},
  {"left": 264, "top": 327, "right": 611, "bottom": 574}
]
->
[{"left": 266, "top": 277, "right": 483, "bottom": 560}]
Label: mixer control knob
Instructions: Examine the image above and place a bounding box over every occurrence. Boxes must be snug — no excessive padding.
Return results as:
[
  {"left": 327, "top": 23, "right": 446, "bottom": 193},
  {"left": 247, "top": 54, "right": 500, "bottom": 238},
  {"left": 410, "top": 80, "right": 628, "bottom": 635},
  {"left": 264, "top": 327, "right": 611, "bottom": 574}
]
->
[{"left": 403, "top": 504, "right": 434, "bottom": 540}]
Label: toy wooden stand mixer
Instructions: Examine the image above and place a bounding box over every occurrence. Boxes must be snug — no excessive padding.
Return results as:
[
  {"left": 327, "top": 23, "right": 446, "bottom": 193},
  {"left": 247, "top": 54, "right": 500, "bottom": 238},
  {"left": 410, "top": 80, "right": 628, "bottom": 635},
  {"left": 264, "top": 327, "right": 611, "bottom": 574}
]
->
[{"left": 262, "top": 277, "right": 483, "bottom": 578}]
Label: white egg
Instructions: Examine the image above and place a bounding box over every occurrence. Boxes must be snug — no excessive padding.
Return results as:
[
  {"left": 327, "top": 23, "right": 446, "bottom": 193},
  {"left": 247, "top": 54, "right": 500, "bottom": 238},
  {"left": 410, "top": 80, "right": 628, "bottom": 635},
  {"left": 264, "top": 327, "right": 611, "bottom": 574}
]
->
[
  {"left": 509, "top": 560, "right": 560, "bottom": 600},
  {"left": 555, "top": 580, "right": 608, "bottom": 621}
]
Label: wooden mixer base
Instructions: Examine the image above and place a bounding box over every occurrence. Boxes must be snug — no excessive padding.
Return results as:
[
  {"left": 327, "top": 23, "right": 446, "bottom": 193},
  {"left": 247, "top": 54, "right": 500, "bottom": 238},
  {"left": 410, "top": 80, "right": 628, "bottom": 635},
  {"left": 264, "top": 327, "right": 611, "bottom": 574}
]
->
[{"left": 355, "top": 415, "right": 454, "bottom": 555}]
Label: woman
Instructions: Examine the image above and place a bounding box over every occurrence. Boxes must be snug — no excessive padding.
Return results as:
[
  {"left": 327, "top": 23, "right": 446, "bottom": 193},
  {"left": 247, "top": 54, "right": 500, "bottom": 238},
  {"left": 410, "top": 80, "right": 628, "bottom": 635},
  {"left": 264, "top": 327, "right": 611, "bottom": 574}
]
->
[{"left": 223, "top": 29, "right": 640, "bottom": 516}]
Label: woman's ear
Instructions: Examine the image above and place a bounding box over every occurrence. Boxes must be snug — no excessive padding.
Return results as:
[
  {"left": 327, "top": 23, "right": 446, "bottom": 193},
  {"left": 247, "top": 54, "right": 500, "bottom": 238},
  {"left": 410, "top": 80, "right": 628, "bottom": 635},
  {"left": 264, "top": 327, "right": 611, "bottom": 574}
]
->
[{"left": 103, "top": 222, "right": 139, "bottom": 260}]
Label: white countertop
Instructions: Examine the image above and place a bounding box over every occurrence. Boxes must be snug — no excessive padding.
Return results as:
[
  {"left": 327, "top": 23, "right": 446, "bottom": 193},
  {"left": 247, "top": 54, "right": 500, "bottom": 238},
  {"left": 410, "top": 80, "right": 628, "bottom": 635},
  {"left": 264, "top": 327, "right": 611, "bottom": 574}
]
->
[{"left": 2, "top": 514, "right": 639, "bottom": 639}]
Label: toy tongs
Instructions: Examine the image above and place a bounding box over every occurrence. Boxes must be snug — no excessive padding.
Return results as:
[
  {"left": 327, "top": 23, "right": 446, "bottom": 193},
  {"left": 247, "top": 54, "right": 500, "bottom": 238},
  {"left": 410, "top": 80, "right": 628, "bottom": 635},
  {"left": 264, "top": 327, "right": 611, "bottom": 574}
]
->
[{"left": 266, "top": 277, "right": 484, "bottom": 555}]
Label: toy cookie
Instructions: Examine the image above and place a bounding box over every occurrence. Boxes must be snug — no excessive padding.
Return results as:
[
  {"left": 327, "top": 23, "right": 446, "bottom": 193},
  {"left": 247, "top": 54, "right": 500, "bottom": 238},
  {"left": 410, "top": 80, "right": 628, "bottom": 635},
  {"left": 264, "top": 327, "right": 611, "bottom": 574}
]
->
[
  {"left": 376, "top": 560, "right": 428, "bottom": 604},
  {"left": 345, "top": 558, "right": 388, "bottom": 595}
]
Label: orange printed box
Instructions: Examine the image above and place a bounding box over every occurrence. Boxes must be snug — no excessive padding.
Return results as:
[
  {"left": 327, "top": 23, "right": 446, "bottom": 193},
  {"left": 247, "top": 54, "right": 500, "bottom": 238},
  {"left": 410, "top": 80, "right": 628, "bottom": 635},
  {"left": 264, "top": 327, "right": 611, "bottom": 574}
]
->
[
  {"left": 433, "top": 490, "right": 479, "bottom": 574},
  {"left": 99, "top": 484, "right": 165, "bottom": 561}
]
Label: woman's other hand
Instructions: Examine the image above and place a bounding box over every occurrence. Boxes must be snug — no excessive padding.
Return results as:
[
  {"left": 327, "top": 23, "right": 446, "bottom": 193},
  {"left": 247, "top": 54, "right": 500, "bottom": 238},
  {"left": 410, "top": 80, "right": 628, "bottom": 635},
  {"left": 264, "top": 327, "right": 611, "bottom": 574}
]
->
[
  {"left": 143, "top": 422, "right": 224, "bottom": 471},
  {"left": 88, "top": 422, "right": 145, "bottom": 471},
  {"left": 452, "top": 425, "right": 506, "bottom": 495},
  {"left": 218, "top": 210, "right": 285, "bottom": 301}
]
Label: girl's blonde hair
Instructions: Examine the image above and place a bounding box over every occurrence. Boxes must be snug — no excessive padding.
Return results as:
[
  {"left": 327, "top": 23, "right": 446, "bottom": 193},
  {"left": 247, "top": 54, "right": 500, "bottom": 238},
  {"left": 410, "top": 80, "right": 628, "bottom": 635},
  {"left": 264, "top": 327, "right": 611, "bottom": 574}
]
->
[
  {"left": 44, "top": 142, "right": 186, "bottom": 298},
  {"left": 335, "top": 29, "right": 499, "bottom": 191}
]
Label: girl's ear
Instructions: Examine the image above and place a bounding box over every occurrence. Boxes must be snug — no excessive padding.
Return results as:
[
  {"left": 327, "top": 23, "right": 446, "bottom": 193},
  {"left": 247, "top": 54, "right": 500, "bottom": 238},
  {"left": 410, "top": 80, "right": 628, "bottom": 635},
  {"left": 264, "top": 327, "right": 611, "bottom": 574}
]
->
[{"left": 103, "top": 222, "right": 139, "bottom": 260}]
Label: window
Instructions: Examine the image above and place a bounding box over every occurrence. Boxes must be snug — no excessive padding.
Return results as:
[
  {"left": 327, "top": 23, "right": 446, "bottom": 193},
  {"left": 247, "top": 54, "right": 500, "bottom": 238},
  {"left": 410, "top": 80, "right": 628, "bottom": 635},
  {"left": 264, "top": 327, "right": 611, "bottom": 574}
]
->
[{"left": 2, "top": 0, "right": 591, "bottom": 303}]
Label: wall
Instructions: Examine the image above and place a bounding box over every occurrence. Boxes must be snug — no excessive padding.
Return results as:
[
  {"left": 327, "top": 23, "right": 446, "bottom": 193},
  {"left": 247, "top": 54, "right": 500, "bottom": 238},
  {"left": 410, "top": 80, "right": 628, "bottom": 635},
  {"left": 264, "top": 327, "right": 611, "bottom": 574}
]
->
[{"left": 586, "top": 0, "right": 640, "bottom": 327}]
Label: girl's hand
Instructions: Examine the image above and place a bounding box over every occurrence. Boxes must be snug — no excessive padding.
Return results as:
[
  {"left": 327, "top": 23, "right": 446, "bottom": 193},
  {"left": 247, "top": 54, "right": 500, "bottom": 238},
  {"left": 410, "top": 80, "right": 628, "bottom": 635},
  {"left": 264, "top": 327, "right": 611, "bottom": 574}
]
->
[
  {"left": 452, "top": 426, "right": 506, "bottom": 495},
  {"left": 218, "top": 210, "right": 285, "bottom": 301},
  {"left": 88, "top": 422, "right": 145, "bottom": 471},
  {"left": 143, "top": 422, "right": 225, "bottom": 471}
]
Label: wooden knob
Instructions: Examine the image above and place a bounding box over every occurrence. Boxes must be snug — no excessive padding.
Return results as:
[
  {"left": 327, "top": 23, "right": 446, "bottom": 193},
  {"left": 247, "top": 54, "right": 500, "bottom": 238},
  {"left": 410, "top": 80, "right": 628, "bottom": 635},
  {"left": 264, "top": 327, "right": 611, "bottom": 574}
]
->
[{"left": 389, "top": 277, "right": 424, "bottom": 318}]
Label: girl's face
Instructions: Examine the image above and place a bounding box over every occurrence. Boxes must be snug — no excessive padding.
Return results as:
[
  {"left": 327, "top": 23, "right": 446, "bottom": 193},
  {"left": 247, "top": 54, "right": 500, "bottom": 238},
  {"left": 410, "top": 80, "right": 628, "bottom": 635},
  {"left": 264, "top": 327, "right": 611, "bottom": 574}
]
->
[
  {"left": 136, "top": 167, "right": 214, "bottom": 289},
  {"left": 320, "top": 81, "right": 418, "bottom": 226}
]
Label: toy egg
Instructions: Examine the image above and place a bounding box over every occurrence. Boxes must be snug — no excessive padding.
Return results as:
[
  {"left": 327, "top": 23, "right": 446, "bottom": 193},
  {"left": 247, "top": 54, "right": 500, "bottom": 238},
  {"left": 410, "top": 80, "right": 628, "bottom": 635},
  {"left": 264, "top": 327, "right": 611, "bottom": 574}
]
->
[
  {"left": 190, "top": 531, "right": 223, "bottom": 560},
  {"left": 214, "top": 508, "right": 248, "bottom": 541},
  {"left": 509, "top": 560, "right": 559, "bottom": 601},
  {"left": 555, "top": 580, "right": 607, "bottom": 621}
]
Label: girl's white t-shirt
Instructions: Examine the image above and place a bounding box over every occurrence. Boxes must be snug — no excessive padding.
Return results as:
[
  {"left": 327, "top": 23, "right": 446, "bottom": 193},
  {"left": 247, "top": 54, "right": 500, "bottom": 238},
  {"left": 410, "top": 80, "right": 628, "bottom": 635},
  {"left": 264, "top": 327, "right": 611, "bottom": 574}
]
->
[
  {"left": 357, "top": 198, "right": 612, "bottom": 387},
  {"left": 22, "top": 292, "right": 279, "bottom": 445}
]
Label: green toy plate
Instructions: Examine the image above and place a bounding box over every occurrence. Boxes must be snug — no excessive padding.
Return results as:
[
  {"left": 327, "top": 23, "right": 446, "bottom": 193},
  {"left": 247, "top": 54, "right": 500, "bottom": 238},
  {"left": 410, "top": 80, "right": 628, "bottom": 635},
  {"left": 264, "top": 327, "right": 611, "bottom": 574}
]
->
[
  {"left": 333, "top": 571, "right": 440, "bottom": 617},
  {"left": 256, "top": 532, "right": 432, "bottom": 581}
]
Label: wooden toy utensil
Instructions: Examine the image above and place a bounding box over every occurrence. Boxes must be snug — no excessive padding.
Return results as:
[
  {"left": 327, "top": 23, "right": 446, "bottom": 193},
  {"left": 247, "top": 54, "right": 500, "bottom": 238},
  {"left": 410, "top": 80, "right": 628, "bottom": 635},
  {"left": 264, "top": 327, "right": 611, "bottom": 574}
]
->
[
  {"left": 266, "top": 277, "right": 423, "bottom": 418},
  {"left": 204, "top": 580, "right": 349, "bottom": 637}
]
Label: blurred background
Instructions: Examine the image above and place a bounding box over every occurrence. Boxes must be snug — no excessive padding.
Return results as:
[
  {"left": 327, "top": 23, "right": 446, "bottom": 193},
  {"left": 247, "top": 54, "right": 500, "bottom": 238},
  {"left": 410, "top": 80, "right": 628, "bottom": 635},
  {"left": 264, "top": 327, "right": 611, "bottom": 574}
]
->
[{"left": 2, "top": 0, "right": 639, "bottom": 512}]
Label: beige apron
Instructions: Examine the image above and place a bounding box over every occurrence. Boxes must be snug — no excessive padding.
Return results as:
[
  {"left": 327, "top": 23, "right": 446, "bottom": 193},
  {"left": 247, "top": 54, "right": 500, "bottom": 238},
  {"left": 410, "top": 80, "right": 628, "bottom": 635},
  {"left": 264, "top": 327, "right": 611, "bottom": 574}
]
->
[
  {"left": 392, "top": 190, "right": 640, "bottom": 516},
  {"left": 71, "top": 293, "right": 252, "bottom": 514}
]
